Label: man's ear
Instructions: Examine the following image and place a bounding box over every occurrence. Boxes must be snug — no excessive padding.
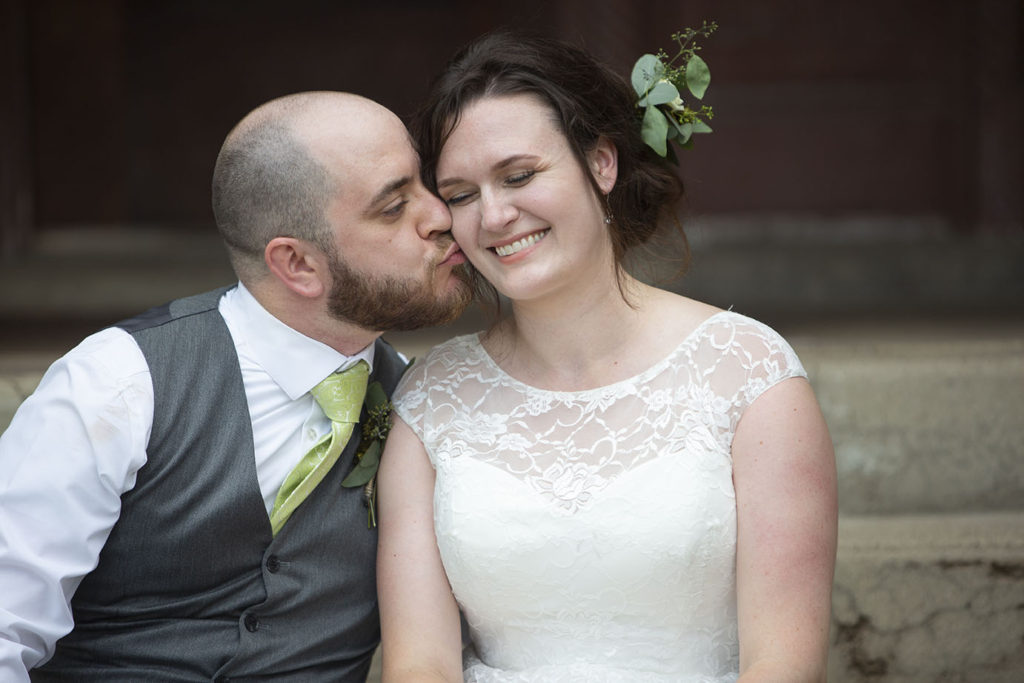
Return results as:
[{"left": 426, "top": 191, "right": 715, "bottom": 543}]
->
[
  {"left": 264, "top": 237, "right": 326, "bottom": 299},
  {"left": 587, "top": 137, "right": 618, "bottom": 195}
]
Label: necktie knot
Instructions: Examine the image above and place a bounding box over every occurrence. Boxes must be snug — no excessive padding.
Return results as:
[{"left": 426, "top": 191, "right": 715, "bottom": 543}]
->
[{"left": 310, "top": 360, "right": 369, "bottom": 424}]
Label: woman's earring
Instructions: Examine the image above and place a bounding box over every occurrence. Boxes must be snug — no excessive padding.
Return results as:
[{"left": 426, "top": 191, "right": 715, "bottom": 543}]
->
[{"left": 604, "top": 213, "right": 613, "bottom": 225}]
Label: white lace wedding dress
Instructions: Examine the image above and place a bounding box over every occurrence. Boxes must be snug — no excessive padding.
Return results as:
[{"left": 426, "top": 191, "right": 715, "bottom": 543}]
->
[{"left": 394, "top": 312, "right": 806, "bottom": 682}]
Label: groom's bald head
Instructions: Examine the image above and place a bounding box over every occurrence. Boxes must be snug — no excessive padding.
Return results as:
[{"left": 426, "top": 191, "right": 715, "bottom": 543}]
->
[{"left": 211, "top": 92, "right": 398, "bottom": 282}]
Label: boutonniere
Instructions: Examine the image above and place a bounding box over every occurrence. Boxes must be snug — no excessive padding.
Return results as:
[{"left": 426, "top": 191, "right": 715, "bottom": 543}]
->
[
  {"left": 341, "top": 358, "right": 414, "bottom": 527},
  {"left": 632, "top": 21, "right": 717, "bottom": 162}
]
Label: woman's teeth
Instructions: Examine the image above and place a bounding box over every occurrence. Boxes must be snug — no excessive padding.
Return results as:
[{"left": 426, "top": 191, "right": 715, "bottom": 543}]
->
[{"left": 494, "top": 229, "right": 550, "bottom": 257}]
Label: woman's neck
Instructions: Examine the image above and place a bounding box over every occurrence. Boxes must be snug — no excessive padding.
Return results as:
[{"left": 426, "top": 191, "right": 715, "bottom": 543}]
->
[{"left": 485, "top": 273, "right": 659, "bottom": 391}]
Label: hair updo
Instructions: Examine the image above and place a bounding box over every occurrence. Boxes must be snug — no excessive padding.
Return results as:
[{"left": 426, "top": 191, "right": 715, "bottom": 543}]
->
[{"left": 413, "top": 30, "right": 688, "bottom": 276}]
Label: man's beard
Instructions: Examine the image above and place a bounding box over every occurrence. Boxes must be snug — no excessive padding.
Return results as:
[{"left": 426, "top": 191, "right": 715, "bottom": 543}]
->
[{"left": 325, "top": 242, "right": 472, "bottom": 332}]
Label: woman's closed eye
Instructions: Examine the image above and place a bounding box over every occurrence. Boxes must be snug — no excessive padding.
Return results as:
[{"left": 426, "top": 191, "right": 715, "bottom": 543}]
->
[
  {"left": 505, "top": 170, "right": 535, "bottom": 186},
  {"left": 444, "top": 190, "right": 475, "bottom": 207},
  {"left": 444, "top": 170, "right": 536, "bottom": 207}
]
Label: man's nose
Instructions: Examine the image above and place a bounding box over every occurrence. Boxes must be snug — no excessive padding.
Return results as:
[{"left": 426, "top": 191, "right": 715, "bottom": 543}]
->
[{"left": 417, "top": 191, "right": 452, "bottom": 240}]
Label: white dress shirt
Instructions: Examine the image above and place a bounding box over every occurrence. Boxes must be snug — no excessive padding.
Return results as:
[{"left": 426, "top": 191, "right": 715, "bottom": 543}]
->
[{"left": 0, "top": 283, "right": 375, "bottom": 680}]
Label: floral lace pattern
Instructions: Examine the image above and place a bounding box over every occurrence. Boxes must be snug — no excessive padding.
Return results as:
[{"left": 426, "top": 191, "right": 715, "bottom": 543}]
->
[{"left": 394, "top": 312, "right": 805, "bottom": 682}]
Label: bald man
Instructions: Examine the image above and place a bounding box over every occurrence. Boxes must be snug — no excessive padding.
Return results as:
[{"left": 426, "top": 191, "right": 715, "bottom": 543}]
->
[{"left": 0, "top": 92, "right": 471, "bottom": 682}]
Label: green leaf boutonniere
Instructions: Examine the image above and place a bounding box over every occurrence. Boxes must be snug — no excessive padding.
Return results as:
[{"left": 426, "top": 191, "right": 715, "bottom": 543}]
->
[
  {"left": 341, "top": 358, "right": 414, "bottom": 528},
  {"left": 632, "top": 21, "right": 717, "bottom": 161}
]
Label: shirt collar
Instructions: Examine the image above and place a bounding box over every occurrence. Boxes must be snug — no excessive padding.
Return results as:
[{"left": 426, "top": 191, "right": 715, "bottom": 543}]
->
[{"left": 223, "top": 282, "right": 376, "bottom": 400}]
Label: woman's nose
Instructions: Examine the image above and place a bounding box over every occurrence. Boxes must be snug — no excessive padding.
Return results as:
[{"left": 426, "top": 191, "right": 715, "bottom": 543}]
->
[{"left": 480, "top": 192, "right": 517, "bottom": 232}]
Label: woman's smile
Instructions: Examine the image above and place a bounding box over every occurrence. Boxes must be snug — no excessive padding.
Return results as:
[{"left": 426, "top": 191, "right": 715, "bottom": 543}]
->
[{"left": 492, "top": 228, "right": 550, "bottom": 257}]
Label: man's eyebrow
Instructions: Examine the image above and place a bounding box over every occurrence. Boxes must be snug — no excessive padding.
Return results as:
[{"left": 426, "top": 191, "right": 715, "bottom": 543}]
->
[
  {"left": 369, "top": 176, "right": 412, "bottom": 208},
  {"left": 437, "top": 154, "right": 538, "bottom": 190}
]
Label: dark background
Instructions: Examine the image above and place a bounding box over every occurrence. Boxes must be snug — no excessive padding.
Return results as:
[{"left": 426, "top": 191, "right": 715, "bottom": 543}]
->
[
  {"left": 1, "top": 0, "right": 1021, "bottom": 338},
  {"left": 4, "top": 0, "right": 1020, "bottom": 243}
]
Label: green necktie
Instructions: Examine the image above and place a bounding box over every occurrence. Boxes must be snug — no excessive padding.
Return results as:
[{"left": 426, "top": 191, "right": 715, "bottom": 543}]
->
[{"left": 269, "top": 360, "right": 370, "bottom": 536}]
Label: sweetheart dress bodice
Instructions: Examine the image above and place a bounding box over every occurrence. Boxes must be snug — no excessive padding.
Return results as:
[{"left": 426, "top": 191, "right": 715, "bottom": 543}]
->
[{"left": 394, "top": 312, "right": 806, "bottom": 682}]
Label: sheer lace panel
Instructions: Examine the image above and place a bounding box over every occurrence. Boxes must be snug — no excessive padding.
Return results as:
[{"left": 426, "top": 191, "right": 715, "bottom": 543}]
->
[{"left": 395, "top": 312, "right": 805, "bottom": 515}]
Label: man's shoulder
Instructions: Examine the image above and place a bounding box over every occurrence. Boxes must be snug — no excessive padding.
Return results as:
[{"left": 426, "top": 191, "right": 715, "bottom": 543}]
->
[
  {"left": 116, "top": 287, "right": 242, "bottom": 384},
  {"left": 117, "top": 286, "right": 235, "bottom": 335},
  {"left": 372, "top": 337, "right": 411, "bottom": 394},
  {"left": 57, "top": 326, "right": 150, "bottom": 380},
  {"left": 373, "top": 336, "right": 403, "bottom": 363}
]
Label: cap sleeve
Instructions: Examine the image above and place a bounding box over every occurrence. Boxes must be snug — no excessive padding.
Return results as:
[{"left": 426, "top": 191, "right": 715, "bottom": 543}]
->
[
  {"left": 392, "top": 349, "right": 433, "bottom": 440},
  {"left": 392, "top": 334, "right": 480, "bottom": 467},
  {"left": 690, "top": 313, "right": 807, "bottom": 441}
]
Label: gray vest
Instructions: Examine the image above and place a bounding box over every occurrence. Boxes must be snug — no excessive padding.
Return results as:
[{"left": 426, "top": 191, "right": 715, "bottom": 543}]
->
[{"left": 33, "top": 287, "right": 407, "bottom": 682}]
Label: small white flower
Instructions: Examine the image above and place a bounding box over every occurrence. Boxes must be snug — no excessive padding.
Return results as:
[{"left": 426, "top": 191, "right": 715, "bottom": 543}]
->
[
  {"left": 537, "top": 461, "right": 606, "bottom": 508},
  {"left": 523, "top": 391, "right": 555, "bottom": 416},
  {"left": 460, "top": 412, "right": 507, "bottom": 444},
  {"left": 646, "top": 387, "right": 673, "bottom": 412}
]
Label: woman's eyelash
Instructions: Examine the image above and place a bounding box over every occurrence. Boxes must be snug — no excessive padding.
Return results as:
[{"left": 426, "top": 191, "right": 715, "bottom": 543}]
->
[
  {"left": 445, "top": 192, "right": 473, "bottom": 206},
  {"left": 444, "top": 170, "right": 535, "bottom": 206},
  {"left": 506, "top": 170, "right": 535, "bottom": 185}
]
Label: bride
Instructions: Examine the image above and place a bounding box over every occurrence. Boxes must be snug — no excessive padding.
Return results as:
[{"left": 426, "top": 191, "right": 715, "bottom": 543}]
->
[{"left": 376, "top": 31, "right": 837, "bottom": 682}]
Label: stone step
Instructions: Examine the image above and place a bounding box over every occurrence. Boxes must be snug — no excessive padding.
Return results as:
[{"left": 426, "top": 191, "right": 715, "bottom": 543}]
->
[
  {"left": 791, "top": 330, "right": 1024, "bottom": 516},
  {"left": 829, "top": 512, "right": 1024, "bottom": 683},
  {"left": 4, "top": 324, "right": 1021, "bottom": 516},
  {"left": 0, "top": 355, "right": 50, "bottom": 433},
  {"left": 2, "top": 224, "right": 1022, "bottom": 325},
  {"left": 676, "top": 223, "right": 1024, "bottom": 318}
]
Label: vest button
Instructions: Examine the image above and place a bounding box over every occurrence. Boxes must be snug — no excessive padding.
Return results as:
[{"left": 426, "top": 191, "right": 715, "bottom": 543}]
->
[
  {"left": 244, "top": 614, "right": 260, "bottom": 632},
  {"left": 266, "top": 555, "right": 281, "bottom": 573}
]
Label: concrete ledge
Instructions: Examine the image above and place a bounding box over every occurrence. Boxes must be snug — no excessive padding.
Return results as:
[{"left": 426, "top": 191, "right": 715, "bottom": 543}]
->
[
  {"left": 0, "top": 356, "right": 52, "bottom": 433},
  {"left": 0, "top": 226, "right": 233, "bottom": 320},
  {"left": 798, "top": 335, "right": 1024, "bottom": 515},
  {"left": 3, "top": 328, "right": 1023, "bottom": 517},
  {"left": 830, "top": 513, "right": 1024, "bottom": 682},
  {"left": 3, "top": 224, "right": 1023, "bottom": 321},
  {"left": 675, "top": 219, "right": 1024, "bottom": 316}
]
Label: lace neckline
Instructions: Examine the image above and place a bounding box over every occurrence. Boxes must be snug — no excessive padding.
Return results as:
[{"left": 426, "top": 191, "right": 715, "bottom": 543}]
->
[{"left": 470, "top": 309, "right": 732, "bottom": 398}]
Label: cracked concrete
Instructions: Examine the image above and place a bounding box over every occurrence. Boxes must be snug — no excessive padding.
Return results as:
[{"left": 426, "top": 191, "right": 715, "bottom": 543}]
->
[{"left": 830, "top": 514, "right": 1024, "bottom": 682}]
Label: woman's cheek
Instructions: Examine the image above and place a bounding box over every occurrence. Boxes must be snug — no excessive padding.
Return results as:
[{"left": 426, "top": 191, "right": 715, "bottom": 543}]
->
[{"left": 451, "top": 211, "right": 477, "bottom": 250}]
